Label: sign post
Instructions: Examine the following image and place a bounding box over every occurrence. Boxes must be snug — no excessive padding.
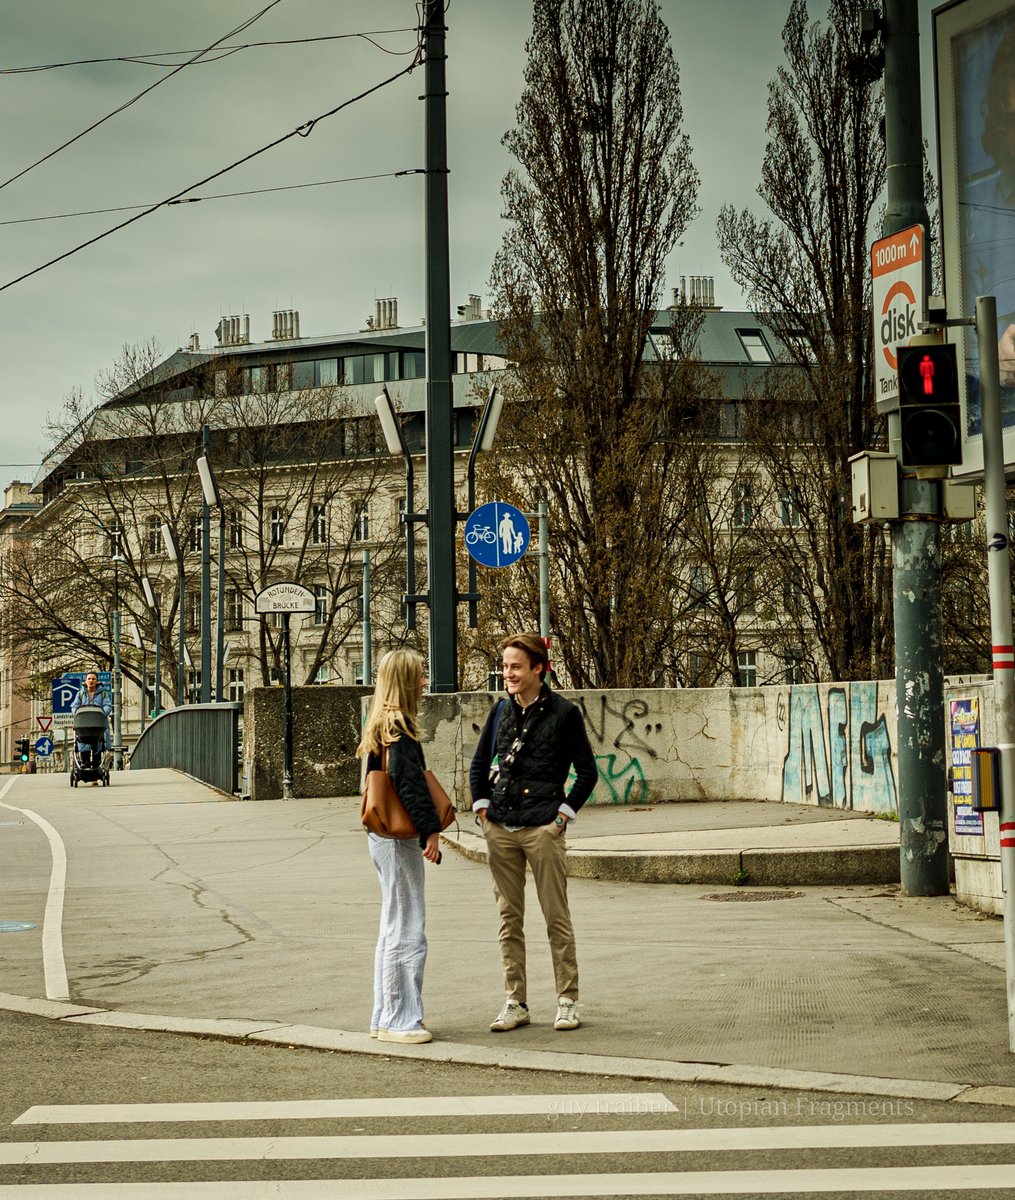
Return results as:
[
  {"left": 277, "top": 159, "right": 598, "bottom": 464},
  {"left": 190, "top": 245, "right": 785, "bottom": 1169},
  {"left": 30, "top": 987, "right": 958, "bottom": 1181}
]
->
[
  {"left": 255, "top": 583, "right": 315, "bottom": 800},
  {"left": 872, "top": 223, "right": 925, "bottom": 412}
]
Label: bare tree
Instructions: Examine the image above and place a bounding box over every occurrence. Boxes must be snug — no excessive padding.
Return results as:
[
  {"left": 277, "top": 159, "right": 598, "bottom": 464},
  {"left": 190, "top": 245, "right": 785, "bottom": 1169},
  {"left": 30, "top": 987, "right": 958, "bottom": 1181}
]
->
[
  {"left": 5, "top": 342, "right": 403, "bottom": 701},
  {"left": 716, "top": 0, "right": 892, "bottom": 681},
  {"left": 488, "top": 0, "right": 699, "bottom": 687}
]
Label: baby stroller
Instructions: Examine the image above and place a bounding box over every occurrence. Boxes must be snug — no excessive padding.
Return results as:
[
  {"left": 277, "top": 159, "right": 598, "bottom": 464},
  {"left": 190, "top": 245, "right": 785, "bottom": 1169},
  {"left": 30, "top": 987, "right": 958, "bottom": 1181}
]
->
[{"left": 70, "top": 704, "right": 110, "bottom": 788}]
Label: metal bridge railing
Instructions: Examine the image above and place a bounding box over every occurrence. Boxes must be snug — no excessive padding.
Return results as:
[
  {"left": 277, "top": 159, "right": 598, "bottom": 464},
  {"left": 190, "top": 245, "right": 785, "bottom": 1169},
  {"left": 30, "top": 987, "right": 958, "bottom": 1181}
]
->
[{"left": 128, "top": 703, "right": 243, "bottom": 795}]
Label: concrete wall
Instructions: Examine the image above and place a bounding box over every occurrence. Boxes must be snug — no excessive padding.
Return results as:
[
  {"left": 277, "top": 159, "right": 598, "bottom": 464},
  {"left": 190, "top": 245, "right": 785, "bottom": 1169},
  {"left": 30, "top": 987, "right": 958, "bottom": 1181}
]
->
[
  {"left": 244, "top": 686, "right": 370, "bottom": 801},
  {"left": 425, "top": 681, "right": 901, "bottom": 814}
]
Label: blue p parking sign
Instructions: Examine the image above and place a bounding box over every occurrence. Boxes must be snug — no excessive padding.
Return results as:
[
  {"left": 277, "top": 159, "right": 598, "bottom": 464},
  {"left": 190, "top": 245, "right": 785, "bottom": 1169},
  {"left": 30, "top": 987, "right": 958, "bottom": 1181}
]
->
[
  {"left": 52, "top": 671, "right": 111, "bottom": 729},
  {"left": 464, "top": 502, "right": 530, "bottom": 568}
]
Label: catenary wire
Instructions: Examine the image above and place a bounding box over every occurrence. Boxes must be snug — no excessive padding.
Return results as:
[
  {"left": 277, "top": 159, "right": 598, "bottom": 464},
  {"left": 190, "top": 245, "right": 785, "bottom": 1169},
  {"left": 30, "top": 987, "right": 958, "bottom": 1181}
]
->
[
  {"left": 0, "top": 56, "right": 422, "bottom": 296},
  {"left": 0, "top": 0, "right": 286, "bottom": 195},
  {"left": 0, "top": 171, "right": 425, "bottom": 226},
  {"left": 0, "top": 29, "right": 419, "bottom": 73}
]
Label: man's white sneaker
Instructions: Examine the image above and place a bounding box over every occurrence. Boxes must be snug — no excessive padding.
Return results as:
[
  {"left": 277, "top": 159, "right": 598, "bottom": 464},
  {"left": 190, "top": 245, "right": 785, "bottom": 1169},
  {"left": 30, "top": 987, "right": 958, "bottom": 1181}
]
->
[
  {"left": 554, "top": 997, "right": 580, "bottom": 1030},
  {"left": 490, "top": 1000, "right": 530, "bottom": 1032}
]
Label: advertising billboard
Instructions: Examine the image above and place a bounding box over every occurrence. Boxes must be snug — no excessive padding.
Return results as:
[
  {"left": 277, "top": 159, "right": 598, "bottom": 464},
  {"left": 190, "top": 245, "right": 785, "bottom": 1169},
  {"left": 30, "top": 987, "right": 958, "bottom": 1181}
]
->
[{"left": 935, "top": 0, "right": 1015, "bottom": 476}]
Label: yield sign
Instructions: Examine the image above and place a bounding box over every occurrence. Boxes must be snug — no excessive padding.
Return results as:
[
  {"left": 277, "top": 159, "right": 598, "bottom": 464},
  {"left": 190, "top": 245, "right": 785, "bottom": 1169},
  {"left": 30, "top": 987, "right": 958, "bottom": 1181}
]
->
[
  {"left": 871, "top": 224, "right": 925, "bottom": 413},
  {"left": 36, "top": 715, "right": 52, "bottom": 733}
]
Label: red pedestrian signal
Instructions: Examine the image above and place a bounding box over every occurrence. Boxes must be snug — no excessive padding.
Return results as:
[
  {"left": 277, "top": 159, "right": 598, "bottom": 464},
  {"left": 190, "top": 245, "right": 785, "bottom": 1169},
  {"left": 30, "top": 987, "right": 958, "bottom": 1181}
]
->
[{"left": 896, "top": 343, "right": 962, "bottom": 468}]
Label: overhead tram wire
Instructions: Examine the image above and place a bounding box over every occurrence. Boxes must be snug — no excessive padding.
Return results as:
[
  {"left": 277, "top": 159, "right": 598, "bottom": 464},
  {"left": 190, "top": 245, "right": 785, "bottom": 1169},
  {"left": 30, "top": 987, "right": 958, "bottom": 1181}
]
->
[
  {"left": 0, "top": 56, "right": 423, "bottom": 297},
  {"left": 0, "top": 0, "right": 286, "bottom": 195},
  {"left": 0, "top": 171, "right": 425, "bottom": 227},
  {"left": 0, "top": 28, "right": 419, "bottom": 73}
]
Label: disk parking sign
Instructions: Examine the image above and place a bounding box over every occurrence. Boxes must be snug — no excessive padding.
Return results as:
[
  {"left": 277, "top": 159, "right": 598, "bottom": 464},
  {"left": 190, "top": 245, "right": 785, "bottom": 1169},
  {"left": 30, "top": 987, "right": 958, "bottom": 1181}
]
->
[{"left": 871, "top": 224, "right": 925, "bottom": 413}]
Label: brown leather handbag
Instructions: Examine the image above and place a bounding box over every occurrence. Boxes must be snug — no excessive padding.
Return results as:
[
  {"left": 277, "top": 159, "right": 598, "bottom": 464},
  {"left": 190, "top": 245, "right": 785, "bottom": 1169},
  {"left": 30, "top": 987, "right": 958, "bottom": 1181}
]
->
[{"left": 361, "top": 746, "right": 456, "bottom": 839}]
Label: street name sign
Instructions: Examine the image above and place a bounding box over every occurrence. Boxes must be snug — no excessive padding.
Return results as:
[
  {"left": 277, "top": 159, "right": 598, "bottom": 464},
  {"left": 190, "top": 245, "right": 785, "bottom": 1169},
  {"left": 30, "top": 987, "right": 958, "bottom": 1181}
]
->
[
  {"left": 872, "top": 224, "right": 925, "bottom": 413},
  {"left": 464, "top": 501, "right": 530, "bottom": 568},
  {"left": 255, "top": 582, "right": 316, "bottom": 614}
]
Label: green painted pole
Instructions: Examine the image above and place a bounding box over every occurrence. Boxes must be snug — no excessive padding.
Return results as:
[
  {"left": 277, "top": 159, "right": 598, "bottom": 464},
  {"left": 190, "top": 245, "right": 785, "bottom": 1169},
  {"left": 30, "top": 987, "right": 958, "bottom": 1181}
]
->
[
  {"left": 422, "top": 0, "right": 457, "bottom": 692},
  {"left": 883, "top": 0, "right": 948, "bottom": 894}
]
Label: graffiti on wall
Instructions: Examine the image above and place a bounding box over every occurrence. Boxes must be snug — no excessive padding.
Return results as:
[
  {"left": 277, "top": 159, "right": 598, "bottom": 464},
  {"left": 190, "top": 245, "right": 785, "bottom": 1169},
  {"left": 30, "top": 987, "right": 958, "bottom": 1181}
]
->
[
  {"left": 779, "top": 683, "right": 897, "bottom": 813},
  {"left": 572, "top": 695, "right": 662, "bottom": 805}
]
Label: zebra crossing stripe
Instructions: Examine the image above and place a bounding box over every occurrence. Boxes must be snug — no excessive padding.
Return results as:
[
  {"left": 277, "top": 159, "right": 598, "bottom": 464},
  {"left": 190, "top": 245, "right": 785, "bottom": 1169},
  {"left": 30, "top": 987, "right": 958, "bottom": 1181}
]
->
[
  {"left": 13, "top": 1092, "right": 676, "bottom": 1126},
  {"left": 1, "top": 1162, "right": 1015, "bottom": 1197},
  {"left": 3, "top": 1121, "right": 1015, "bottom": 1163}
]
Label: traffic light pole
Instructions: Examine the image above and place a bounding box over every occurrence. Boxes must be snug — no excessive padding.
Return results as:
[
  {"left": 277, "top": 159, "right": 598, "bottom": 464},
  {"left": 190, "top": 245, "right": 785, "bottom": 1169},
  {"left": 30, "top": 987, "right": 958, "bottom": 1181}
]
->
[
  {"left": 883, "top": 0, "right": 949, "bottom": 894},
  {"left": 976, "top": 294, "right": 1015, "bottom": 1049}
]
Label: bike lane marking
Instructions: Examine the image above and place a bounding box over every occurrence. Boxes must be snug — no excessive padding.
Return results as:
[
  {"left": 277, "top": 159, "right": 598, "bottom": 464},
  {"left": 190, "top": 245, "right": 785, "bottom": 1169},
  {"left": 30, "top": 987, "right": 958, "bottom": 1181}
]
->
[{"left": 0, "top": 778, "right": 70, "bottom": 1002}]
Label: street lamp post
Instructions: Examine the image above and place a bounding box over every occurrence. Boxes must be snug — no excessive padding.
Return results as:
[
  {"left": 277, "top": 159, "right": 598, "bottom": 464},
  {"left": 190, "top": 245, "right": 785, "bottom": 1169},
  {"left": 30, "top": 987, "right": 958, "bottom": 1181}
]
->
[
  {"left": 111, "top": 540, "right": 125, "bottom": 770},
  {"left": 464, "top": 384, "right": 503, "bottom": 627},
  {"left": 198, "top": 428, "right": 212, "bottom": 703},
  {"left": 141, "top": 575, "right": 162, "bottom": 718},
  {"left": 131, "top": 621, "right": 147, "bottom": 734},
  {"left": 196, "top": 446, "right": 225, "bottom": 702},
  {"left": 160, "top": 522, "right": 185, "bottom": 706},
  {"left": 375, "top": 387, "right": 424, "bottom": 630}
]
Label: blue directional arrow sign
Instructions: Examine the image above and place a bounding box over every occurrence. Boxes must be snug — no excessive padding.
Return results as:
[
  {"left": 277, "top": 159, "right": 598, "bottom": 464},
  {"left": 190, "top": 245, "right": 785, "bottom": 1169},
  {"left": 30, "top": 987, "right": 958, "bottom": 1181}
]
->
[
  {"left": 34, "top": 736, "right": 54, "bottom": 758},
  {"left": 464, "top": 502, "right": 530, "bottom": 568}
]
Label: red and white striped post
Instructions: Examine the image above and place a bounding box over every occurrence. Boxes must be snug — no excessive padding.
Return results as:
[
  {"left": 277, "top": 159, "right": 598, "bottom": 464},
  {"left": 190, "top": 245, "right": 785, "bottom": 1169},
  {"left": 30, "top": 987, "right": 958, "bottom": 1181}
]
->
[{"left": 977, "top": 295, "right": 1015, "bottom": 1050}]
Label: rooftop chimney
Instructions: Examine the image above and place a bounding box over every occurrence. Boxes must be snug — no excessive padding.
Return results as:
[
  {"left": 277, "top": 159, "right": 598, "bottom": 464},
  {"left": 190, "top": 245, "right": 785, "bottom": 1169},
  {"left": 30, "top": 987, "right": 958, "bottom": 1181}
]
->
[
  {"left": 271, "top": 309, "right": 301, "bottom": 341},
  {"left": 374, "top": 298, "right": 398, "bottom": 330},
  {"left": 215, "top": 315, "right": 251, "bottom": 347}
]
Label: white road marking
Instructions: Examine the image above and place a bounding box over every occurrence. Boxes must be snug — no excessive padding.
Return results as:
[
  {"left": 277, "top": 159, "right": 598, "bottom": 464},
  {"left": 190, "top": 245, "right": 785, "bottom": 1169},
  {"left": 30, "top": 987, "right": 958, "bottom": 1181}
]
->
[
  {"left": 13, "top": 1091, "right": 676, "bottom": 1125},
  {"left": 0, "top": 785, "right": 69, "bottom": 1002},
  {"left": 0, "top": 1163, "right": 1014, "bottom": 1197},
  {"left": 3, "top": 1121, "right": 1015, "bottom": 1163}
]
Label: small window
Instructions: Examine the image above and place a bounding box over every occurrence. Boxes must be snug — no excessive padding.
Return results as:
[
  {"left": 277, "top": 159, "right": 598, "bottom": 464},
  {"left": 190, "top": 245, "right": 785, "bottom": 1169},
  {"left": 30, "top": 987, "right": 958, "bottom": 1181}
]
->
[
  {"left": 313, "top": 664, "right": 330, "bottom": 684},
  {"left": 733, "top": 479, "right": 755, "bottom": 529},
  {"left": 269, "top": 507, "right": 286, "bottom": 547},
  {"left": 780, "top": 490, "right": 802, "bottom": 527},
  {"left": 108, "top": 523, "right": 124, "bottom": 560},
  {"left": 734, "top": 568, "right": 756, "bottom": 616},
  {"left": 313, "top": 584, "right": 329, "bottom": 626},
  {"left": 228, "top": 668, "right": 245, "bottom": 702},
  {"left": 737, "top": 650, "right": 758, "bottom": 688},
  {"left": 310, "top": 503, "right": 327, "bottom": 545},
  {"left": 229, "top": 510, "right": 244, "bottom": 549},
  {"left": 227, "top": 587, "right": 245, "bottom": 631},
  {"left": 188, "top": 513, "right": 203, "bottom": 553},
  {"left": 186, "top": 591, "right": 201, "bottom": 631},
  {"left": 146, "top": 517, "right": 162, "bottom": 556},
  {"left": 353, "top": 501, "right": 369, "bottom": 541},
  {"left": 783, "top": 654, "right": 806, "bottom": 684},
  {"left": 736, "top": 328, "right": 772, "bottom": 363},
  {"left": 316, "top": 358, "right": 339, "bottom": 387}
]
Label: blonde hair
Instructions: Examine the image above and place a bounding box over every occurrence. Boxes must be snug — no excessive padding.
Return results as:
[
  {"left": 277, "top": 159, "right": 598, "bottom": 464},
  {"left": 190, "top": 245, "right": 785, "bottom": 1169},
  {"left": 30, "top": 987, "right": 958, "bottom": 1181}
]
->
[{"left": 356, "top": 649, "right": 424, "bottom": 758}]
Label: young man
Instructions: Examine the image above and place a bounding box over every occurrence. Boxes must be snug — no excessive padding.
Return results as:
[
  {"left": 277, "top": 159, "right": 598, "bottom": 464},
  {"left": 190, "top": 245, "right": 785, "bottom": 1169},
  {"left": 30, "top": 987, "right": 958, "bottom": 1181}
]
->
[{"left": 469, "top": 633, "right": 597, "bottom": 1032}]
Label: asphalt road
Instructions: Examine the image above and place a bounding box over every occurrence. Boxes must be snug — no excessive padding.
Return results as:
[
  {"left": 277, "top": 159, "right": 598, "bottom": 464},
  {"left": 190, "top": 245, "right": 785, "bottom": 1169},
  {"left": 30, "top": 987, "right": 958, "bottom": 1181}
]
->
[{"left": 3, "top": 1009, "right": 1015, "bottom": 1198}]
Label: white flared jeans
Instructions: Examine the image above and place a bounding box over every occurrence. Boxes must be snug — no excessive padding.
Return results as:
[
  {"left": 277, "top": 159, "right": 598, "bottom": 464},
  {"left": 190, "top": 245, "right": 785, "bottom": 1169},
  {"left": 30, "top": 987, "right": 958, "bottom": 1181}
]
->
[{"left": 368, "top": 833, "right": 427, "bottom": 1033}]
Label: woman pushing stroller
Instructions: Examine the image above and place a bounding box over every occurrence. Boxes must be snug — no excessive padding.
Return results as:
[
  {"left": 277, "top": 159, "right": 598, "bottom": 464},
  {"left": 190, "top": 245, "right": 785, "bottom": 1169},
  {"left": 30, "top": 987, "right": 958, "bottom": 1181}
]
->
[{"left": 70, "top": 670, "right": 112, "bottom": 786}]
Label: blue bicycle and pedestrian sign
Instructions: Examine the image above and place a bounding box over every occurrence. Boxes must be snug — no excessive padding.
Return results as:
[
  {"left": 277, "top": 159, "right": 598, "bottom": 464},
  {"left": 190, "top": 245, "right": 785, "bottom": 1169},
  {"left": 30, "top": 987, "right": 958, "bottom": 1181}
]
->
[{"left": 464, "top": 502, "right": 530, "bottom": 568}]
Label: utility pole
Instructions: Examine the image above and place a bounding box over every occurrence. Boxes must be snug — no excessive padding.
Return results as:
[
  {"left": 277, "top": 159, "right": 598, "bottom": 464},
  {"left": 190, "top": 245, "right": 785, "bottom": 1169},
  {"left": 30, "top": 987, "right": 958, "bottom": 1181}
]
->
[
  {"left": 422, "top": 0, "right": 457, "bottom": 692},
  {"left": 199, "top": 425, "right": 212, "bottom": 703},
  {"left": 881, "top": 0, "right": 949, "bottom": 894}
]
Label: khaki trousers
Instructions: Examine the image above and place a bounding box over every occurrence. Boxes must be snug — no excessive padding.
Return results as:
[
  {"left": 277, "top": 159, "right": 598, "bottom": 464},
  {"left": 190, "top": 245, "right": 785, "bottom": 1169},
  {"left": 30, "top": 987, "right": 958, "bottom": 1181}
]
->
[{"left": 483, "top": 819, "right": 579, "bottom": 1004}]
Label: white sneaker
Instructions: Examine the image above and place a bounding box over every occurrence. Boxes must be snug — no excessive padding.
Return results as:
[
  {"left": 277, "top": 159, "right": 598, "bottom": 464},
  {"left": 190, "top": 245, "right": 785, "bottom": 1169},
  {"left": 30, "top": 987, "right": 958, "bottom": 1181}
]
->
[
  {"left": 554, "top": 997, "right": 580, "bottom": 1030},
  {"left": 490, "top": 1000, "right": 530, "bottom": 1032},
  {"left": 376, "top": 1027, "right": 432, "bottom": 1044}
]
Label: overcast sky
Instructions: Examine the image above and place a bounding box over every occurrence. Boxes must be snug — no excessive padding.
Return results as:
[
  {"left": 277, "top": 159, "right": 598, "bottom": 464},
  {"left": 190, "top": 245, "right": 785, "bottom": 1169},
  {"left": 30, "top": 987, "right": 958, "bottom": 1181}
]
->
[{"left": 0, "top": 0, "right": 941, "bottom": 488}]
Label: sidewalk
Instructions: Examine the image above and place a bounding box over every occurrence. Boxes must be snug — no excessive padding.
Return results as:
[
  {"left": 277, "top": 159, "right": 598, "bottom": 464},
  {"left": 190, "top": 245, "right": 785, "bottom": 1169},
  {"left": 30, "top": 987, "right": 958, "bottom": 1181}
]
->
[{"left": 2, "top": 769, "right": 1013, "bottom": 1108}]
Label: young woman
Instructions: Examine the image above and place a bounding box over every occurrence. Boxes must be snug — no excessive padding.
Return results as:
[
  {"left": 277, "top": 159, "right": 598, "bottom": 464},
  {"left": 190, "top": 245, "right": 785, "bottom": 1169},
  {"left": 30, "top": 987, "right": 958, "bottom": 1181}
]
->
[{"left": 356, "top": 649, "right": 442, "bottom": 1044}]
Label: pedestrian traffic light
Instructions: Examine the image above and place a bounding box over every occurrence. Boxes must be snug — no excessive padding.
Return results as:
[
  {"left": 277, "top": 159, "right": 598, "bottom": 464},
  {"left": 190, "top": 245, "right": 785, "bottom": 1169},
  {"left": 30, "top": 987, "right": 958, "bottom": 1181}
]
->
[
  {"left": 897, "top": 343, "right": 962, "bottom": 468},
  {"left": 17, "top": 737, "right": 29, "bottom": 764}
]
